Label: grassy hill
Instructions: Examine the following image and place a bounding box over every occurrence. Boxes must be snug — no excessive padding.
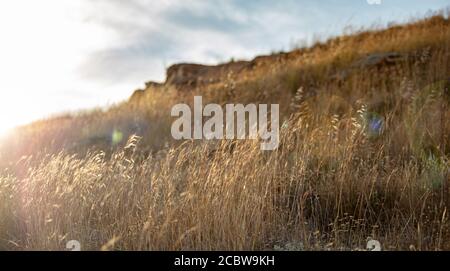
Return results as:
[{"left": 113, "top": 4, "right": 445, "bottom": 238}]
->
[{"left": 0, "top": 13, "right": 449, "bottom": 250}]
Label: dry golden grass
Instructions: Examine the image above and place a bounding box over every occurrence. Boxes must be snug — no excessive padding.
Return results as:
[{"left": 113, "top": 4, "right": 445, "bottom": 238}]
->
[{"left": 0, "top": 13, "right": 449, "bottom": 251}]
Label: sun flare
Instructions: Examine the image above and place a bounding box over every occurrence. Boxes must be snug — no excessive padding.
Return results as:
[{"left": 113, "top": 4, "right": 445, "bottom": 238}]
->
[{"left": 0, "top": 0, "right": 117, "bottom": 133}]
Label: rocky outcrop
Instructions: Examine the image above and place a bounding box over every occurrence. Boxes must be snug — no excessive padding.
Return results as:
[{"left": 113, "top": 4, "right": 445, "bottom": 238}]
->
[
  {"left": 145, "top": 81, "right": 163, "bottom": 89},
  {"left": 331, "top": 52, "right": 405, "bottom": 81},
  {"left": 164, "top": 52, "right": 292, "bottom": 87},
  {"left": 166, "top": 61, "right": 251, "bottom": 86},
  {"left": 128, "top": 51, "right": 294, "bottom": 101},
  {"left": 352, "top": 52, "right": 404, "bottom": 69}
]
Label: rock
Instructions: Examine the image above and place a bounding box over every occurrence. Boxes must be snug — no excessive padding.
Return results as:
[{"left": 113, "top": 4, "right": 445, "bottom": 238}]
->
[
  {"left": 352, "top": 52, "right": 404, "bottom": 69},
  {"left": 166, "top": 63, "right": 210, "bottom": 85},
  {"left": 163, "top": 51, "right": 292, "bottom": 88},
  {"left": 331, "top": 52, "right": 405, "bottom": 82},
  {"left": 166, "top": 61, "right": 251, "bottom": 86},
  {"left": 252, "top": 52, "right": 290, "bottom": 66},
  {"left": 145, "top": 81, "right": 163, "bottom": 89}
]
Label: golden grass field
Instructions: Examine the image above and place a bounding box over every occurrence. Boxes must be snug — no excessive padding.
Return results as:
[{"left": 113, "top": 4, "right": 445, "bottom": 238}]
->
[{"left": 0, "top": 13, "right": 449, "bottom": 251}]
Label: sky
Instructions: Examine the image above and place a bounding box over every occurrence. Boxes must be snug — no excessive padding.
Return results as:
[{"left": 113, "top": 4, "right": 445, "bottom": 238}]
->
[{"left": 0, "top": 0, "right": 448, "bottom": 134}]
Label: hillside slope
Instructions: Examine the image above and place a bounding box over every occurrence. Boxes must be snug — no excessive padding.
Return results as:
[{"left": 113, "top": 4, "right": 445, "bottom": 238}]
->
[
  {"left": 0, "top": 14, "right": 449, "bottom": 250},
  {"left": 1, "top": 14, "right": 449, "bottom": 163}
]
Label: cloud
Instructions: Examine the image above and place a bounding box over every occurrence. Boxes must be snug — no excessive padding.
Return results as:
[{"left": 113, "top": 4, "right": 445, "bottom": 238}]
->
[
  {"left": 76, "top": 0, "right": 311, "bottom": 84},
  {"left": 0, "top": 0, "right": 448, "bottom": 130},
  {"left": 77, "top": 0, "right": 450, "bottom": 85}
]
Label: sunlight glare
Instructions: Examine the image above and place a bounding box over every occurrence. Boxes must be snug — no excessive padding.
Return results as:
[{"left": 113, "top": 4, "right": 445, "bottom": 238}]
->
[{"left": 0, "top": 0, "right": 117, "bottom": 132}]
